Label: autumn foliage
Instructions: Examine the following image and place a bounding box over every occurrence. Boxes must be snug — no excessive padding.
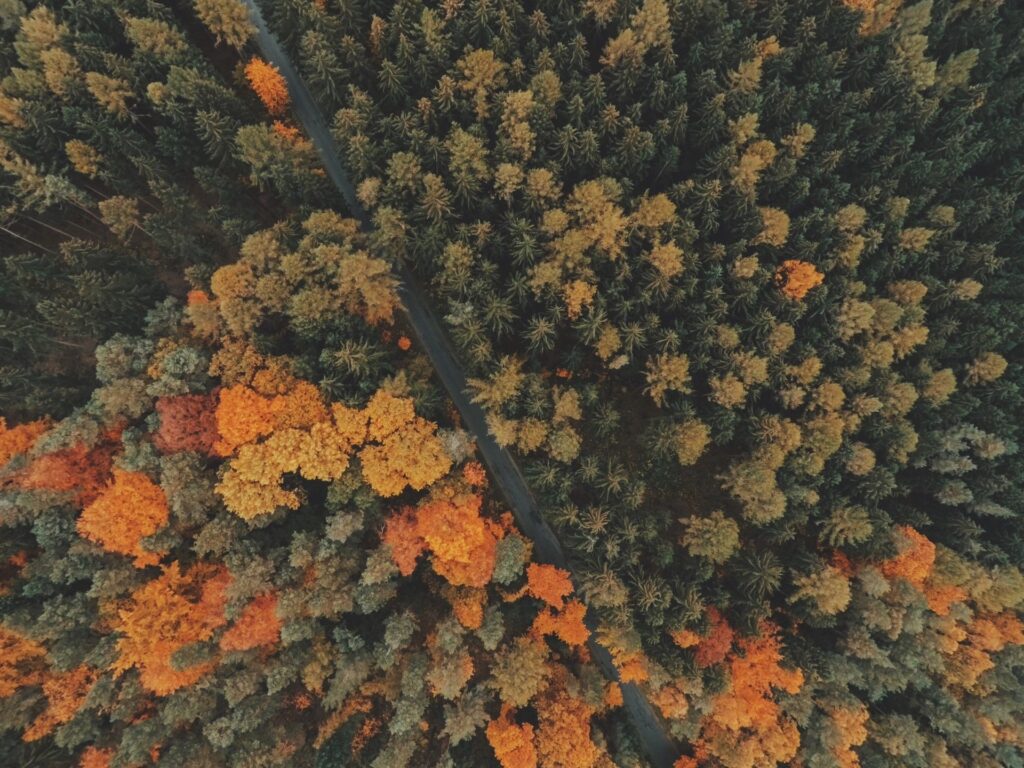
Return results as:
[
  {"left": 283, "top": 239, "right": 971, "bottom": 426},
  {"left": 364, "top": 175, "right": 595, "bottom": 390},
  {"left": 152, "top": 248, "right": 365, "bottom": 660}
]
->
[
  {"left": 384, "top": 490, "right": 499, "bottom": 587},
  {"left": 0, "top": 416, "right": 48, "bottom": 466},
  {"left": 14, "top": 430, "right": 121, "bottom": 506},
  {"left": 245, "top": 57, "right": 289, "bottom": 115},
  {"left": 774, "top": 259, "right": 824, "bottom": 300},
  {"left": 0, "top": 626, "right": 47, "bottom": 698},
  {"left": 535, "top": 677, "right": 603, "bottom": 768},
  {"left": 23, "top": 665, "right": 97, "bottom": 742},
  {"left": 487, "top": 707, "right": 538, "bottom": 768},
  {"left": 525, "top": 563, "right": 574, "bottom": 609},
  {"left": 112, "top": 563, "right": 229, "bottom": 695},
  {"left": 693, "top": 625, "right": 804, "bottom": 768},
  {"left": 153, "top": 393, "right": 218, "bottom": 454},
  {"left": 215, "top": 382, "right": 452, "bottom": 518},
  {"left": 76, "top": 468, "right": 169, "bottom": 567},
  {"left": 220, "top": 593, "right": 282, "bottom": 651}
]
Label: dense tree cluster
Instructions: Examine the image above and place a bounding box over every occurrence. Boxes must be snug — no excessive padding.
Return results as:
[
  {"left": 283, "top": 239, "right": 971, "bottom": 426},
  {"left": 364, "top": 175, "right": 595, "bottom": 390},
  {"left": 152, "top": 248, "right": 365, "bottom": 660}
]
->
[
  {"left": 0, "top": 0, "right": 334, "bottom": 420},
  {"left": 1, "top": 0, "right": 1023, "bottom": 766},
  {"left": 258, "top": 0, "right": 1024, "bottom": 765},
  {"left": 0, "top": 206, "right": 643, "bottom": 766}
]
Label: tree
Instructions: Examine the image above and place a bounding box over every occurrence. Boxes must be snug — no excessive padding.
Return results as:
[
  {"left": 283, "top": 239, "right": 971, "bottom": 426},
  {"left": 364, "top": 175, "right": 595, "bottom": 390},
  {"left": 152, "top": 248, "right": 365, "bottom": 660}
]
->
[
  {"left": 775, "top": 260, "right": 824, "bottom": 300},
  {"left": 246, "top": 58, "right": 290, "bottom": 116},
  {"left": 77, "top": 469, "right": 170, "bottom": 567},
  {"left": 153, "top": 393, "right": 218, "bottom": 454},
  {"left": 487, "top": 707, "right": 537, "bottom": 768},
  {"left": 525, "top": 564, "right": 574, "bottom": 609},
  {"left": 680, "top": 511, "right": 740, "bottom": 564},
  {"left": 0, "top": 626, "right": 46, "bottom": 698},
  {"left": 0, "top": 417, "right": 48, "bottom": 467},
  {"left": 415, "top": 493, "right": 498, "bottom": 587},
  {"left": 113, "top": 563, "right": 229, "bottom": 695},
  {"left": 220, "top": 593, "right": 281, "bottom": 651},
  {"left": 194, "top": 0, "right": 255, "bottom": 49}
]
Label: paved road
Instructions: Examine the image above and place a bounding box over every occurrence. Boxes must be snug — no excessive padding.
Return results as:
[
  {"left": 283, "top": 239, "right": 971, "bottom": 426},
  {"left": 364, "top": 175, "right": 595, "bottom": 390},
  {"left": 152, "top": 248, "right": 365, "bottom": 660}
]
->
[{"left": 241, "top": 3, "right": 679, "bottom": 765}]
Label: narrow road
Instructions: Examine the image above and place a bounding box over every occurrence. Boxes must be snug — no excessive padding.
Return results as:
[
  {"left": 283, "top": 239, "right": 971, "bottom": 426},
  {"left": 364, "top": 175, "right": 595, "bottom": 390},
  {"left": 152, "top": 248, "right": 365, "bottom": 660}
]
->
[{"left": 240, "top": 3, "right": 679, "bottom": 765}]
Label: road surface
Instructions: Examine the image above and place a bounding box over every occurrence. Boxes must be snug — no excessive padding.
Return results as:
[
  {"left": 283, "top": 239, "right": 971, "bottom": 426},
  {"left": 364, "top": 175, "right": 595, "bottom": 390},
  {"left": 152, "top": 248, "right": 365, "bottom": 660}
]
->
[{"left": 240, "top": 3, "right": 680, "bottom": 765}]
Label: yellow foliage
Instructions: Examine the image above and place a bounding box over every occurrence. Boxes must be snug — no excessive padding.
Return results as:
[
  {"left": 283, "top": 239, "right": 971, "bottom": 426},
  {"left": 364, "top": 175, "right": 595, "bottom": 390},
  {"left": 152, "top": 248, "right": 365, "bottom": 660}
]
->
[{"left": 644, "top": 353, "right": 691, "bottom": 405}]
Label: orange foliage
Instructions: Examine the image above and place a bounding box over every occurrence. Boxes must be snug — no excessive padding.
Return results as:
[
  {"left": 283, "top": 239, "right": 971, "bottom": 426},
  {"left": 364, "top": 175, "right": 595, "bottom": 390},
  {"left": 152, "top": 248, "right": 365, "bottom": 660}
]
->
[
  {"left": 79, "top": 747, "right": 114, "bottom": 768},
  {"left": 17, "top": 430, "right": 120, "bottom": 506},
  {"left": 924, "top": 582, "right": 968, "bottom": 616},
  {"left": 215, "top": 383, "right": 449, "bottom": 516},
  {"left": 186, "top": 289, "right": 209, "bottom": 306},
  {"left": 881, "top": 525, "right": 935, "bottom": 588},
  {"left": 273, "top": 381, "right": 331, "bottom": 429},
  {"left": 23, "top": 665, "right": 97, "bottom": 742},
  {"left": 0, "top": 417, "right": 48, "bottom": 466},
  {"left": 604, "top": 682, "right": 623, "bottom": 708},
  {"left": 314, "top": 693, "right": 375, "bottom": 749},
  {"left": 990, "top": 611, "right": 1024, "bottom": 646},
  {"left": 449, "top": 587, "right": 487, "bottom": 629},
  {"left": 220, "top": 593, "right": 281, "bottom": 651},
  {"left": 414, "top": 492, "right": 498, "bottom": 587},
  {"left": 487, "top": 706, "right": 538, "bottom": 768},
  {"left": 942, "top": 612, "right": 1024, "bottom": 692},
  {"left": 531, "top": 600, "right": 589, "bottom": 647},
  {"left": 696, "top": 624, "right": 804, "bottom": 767},
  {"left": 213, "top": 385, "right": 278, "bottom": 456},
  {"left": 616, "top": 654, "right": 649, "bottom": 684},
  {"left": 526, "top": 563, "right": 574, "bottom": 609},
  {"left": 153, "top": 393, "right": 218, "bottom": 454},
  {"left": 351, "top": 715, "right": 383, "bottom": 757},
  {"left": 462, "top": 460, "right": 488, "bottom": 487},
  {"left": 829, "top": 705, "right": 869, "bottom": 768},
  {"left": 775, "top": 260, "right": 824, "bottom": 300},
  {"left": 653, "top": 682, "right": 689, "bottom": 720},
  {"left": 245, "top": 58, "right": 289, "bottom": 115},
  {"left": 831, "top": 551, "right": 856, "bottom": 578},
  {"left": 271, "top": 120, "right": 301, "bottom": 142},
  {"left": 77, "top": 469, "right": 169, "bottom": 567},
  {"left": 670, "top": 627, "right": 700, "bottom": 649},
  {"left": 113, "top": 563, "right": 229, "bottom": 695},
  {"left": 535, "top": 682, "right": 602, "bottom": 768},
  {"left": 0, "top": 625, "right": 47, "bottom": 697},
  {"left": 382, "top": 507, "right": 426, "bottom": 576}
]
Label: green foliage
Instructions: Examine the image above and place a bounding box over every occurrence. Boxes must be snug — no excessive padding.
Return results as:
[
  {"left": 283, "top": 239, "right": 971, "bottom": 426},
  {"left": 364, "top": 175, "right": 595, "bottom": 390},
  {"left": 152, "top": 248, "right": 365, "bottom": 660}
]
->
[{"left": 258, "top": 0, "right": 1024, "bottom": 764}]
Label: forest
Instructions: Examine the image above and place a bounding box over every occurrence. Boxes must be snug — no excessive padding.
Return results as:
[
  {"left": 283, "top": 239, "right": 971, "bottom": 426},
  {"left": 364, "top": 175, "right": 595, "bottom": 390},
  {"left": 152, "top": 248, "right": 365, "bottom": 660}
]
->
[{"left": 0, "top": 0, "right": 1022, "bottom": 767}]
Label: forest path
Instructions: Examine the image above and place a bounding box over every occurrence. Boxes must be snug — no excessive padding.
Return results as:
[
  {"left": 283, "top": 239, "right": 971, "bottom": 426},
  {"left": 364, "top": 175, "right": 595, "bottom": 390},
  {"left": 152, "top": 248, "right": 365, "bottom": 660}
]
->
[{"left": 240, "top": 3, "right": 679, "bottom": 765}]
